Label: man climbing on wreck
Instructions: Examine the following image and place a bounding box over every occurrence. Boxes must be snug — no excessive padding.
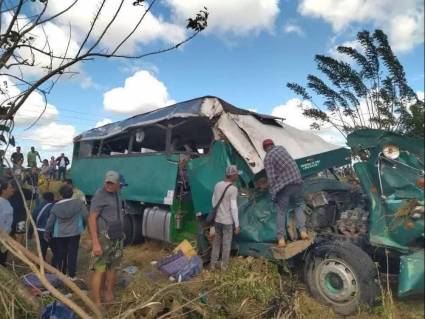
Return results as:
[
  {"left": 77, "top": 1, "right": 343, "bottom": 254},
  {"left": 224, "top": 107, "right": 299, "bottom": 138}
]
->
[{"left": 263, "top": 139, "right": 308, "bottom": 248}]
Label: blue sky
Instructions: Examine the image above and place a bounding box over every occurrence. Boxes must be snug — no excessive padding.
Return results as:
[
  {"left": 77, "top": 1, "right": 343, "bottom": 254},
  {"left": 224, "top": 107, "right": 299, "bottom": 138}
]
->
[{"left": 6, "top": 0, "right": 424, "bottom": 160}]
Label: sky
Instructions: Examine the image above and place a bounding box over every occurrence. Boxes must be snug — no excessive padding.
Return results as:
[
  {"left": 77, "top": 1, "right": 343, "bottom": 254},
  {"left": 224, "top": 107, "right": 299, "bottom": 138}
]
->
[{"left": 3, "top": 0, "right": 424, "bottom": 161}]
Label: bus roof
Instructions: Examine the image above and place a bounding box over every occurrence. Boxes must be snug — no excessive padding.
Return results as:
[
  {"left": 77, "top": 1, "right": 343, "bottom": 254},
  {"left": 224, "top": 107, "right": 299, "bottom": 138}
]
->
[{"left": 75, "top": 96, "right": 347, "bottom": 174}]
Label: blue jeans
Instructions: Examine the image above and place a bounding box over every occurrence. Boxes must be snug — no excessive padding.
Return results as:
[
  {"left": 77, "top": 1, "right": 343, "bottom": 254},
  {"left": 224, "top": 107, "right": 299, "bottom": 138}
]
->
[{"left": 276, "top": 183, "right": 306, "bottom": 239}]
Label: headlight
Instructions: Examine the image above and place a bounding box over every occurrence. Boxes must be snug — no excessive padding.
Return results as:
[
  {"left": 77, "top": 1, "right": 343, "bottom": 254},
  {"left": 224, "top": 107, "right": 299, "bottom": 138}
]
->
[{"left": 383, "top": 144, "right": 400, "bottom": 160}]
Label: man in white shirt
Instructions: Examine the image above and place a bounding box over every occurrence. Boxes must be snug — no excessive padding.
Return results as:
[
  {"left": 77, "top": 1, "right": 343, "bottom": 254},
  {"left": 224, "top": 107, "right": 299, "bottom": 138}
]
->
[{"left": 210, "top": 165, "right": 240, "bottom": 269}]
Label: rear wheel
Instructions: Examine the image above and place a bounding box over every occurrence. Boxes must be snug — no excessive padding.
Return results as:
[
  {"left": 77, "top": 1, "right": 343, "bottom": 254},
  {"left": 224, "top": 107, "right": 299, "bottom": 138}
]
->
[{"left": 304, "top": 241, "right": 379, "bottom": 316}]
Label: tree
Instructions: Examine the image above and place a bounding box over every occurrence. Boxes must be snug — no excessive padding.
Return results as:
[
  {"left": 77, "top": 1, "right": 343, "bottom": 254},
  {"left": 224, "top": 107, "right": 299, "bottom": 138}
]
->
[
  {"left": 0, "top": 1, "right": 208, "bottom": 317},
  {"left": 287, "top": 29, "right": 424, "bottom": 138},
  {"left": 0, "top": 0, "right": 208, "bottom": 140}
]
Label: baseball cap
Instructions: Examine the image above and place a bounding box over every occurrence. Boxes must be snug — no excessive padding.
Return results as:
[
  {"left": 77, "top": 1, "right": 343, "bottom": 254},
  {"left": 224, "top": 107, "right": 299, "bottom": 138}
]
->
[
  {"left": 226, "top": 165, "right": 242, "bottom": 176},
  {"left": 104, "top": 170, "right": 120, "bottom": 184},
  {"left": 262, "top": 138, "right": 274, "bottom": 149}
]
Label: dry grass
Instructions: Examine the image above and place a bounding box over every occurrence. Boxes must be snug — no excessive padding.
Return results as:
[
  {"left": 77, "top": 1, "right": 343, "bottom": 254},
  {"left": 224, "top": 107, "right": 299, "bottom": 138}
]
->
[{"left": 2, "top": 238, "right": 423, "bottom": 319}]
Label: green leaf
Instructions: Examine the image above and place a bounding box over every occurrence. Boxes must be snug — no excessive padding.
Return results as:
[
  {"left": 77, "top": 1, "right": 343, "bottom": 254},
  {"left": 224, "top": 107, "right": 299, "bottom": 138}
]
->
[{"left": 9, "top": 136, "right": 15, "bottom": 147}]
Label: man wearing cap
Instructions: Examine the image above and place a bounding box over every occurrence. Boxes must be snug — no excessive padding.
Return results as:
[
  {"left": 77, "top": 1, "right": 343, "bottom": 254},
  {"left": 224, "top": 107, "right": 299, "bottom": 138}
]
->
[
  {"left": 210, "top": 165, "right": 240, "bottom": 270},
  {"left": 263, "top": 139, "right": 308, "bottom": 248},
  {"left": 88, "top": 170, "right": 124, "bottom": 308}
]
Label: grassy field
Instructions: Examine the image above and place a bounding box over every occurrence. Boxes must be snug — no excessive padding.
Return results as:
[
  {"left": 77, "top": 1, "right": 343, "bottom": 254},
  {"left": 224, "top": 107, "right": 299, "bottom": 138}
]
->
[{"left": 4, "top": 233, "right": 424, "bottom": 319}]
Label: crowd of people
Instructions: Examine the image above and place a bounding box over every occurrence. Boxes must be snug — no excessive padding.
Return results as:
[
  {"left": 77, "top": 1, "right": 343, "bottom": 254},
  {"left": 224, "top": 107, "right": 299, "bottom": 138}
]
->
[
  {"left": 0, "top": 138, "right": 307, "bottom": 311},
  {"left": 10, "top": 146, "right": 71, "bottom": 181},
  {"left": 0, "top": 166, "right": 125, "bottom": 310}
]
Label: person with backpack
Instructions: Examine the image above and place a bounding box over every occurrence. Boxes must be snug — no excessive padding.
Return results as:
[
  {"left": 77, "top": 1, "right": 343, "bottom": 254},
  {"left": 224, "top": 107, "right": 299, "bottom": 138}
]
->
[
  {"left": 31, "top": 192, "right": 55, "bottom": 260},
  {"left": 210, "top": 165, "right": 241, "bottom": 270},
  {"left": 45, "top": 184, "right": 87, "bottom": 279}
]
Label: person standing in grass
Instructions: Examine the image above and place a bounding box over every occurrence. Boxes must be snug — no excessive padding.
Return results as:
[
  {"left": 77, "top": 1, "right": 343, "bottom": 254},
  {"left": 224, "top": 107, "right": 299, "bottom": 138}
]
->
[
  {"left": 45, "top": 184, "right": 87, "bottom": 279},
  {"left": 0, "top": 178, "right": 14, "bottom": 265},
  {"left": 210, "top": 165, "right": 241, "bottom": 270},
  {"left": 56, "top": 153, "right": 70, "bottom": 181},
  {"left": 48, "top": 156, "right": 57, "bottom": 180},
  {"left": 27, "top": 146, "right": 41, "bottom": 168},
  {"left": 88, "top": 171, "right": 125, "bottom": 308},
  {"left": 31, "top": 192, "right": 55, "bottom": 260}
]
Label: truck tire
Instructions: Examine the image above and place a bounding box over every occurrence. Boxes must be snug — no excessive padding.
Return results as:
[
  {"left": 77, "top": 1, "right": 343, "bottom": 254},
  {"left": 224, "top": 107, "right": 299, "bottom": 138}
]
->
[
  {"left": 123, "top": 214, "right": 134, "bottom": 246},
  {"left": 131, "top": 214, "right": 144, "bottom": 244},
  {"left": 304, "top": 240, "right": 379, "bottom": 316}
]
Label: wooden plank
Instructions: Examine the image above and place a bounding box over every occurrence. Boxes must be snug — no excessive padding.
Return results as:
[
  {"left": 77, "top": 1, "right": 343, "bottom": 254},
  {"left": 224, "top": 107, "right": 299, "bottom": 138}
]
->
[{"left": 270, "top": 233, "right": 315, "bottom": 260}]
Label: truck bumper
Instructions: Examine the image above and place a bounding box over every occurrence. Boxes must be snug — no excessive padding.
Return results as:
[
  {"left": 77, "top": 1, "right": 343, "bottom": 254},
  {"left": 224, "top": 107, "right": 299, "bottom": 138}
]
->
[{"left": 398, "top": 249, "right": 424, "bottom": 297}]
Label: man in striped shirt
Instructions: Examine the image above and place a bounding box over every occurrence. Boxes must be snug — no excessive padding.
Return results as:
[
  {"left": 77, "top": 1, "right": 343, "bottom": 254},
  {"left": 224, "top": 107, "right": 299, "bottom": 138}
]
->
[{"left": 263, "top": 139, "right": 308, "bottom": 247}]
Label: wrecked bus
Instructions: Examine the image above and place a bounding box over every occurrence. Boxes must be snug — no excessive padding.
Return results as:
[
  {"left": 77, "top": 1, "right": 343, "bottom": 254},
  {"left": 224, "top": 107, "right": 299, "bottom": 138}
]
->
[{"left": 71, "top": 96, "right": 424, "bottom": 315}]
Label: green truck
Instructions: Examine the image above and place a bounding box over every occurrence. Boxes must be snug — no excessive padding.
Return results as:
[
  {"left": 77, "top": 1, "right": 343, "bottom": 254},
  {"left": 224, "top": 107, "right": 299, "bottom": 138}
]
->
[{"left": 71, "top": 96, "right": 424, "bottom": 315}]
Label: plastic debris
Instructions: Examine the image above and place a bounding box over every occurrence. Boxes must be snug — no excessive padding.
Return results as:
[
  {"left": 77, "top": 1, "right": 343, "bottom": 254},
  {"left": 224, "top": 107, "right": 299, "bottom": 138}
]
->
[{"left": 41, "top": 301, "right": 77, "bottom": 319}]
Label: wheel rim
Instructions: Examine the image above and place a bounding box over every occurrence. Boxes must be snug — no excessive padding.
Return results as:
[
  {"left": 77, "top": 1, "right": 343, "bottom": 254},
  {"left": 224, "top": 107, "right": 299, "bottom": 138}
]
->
[{"left": 315, "top": 258, "right": 359, "bottom": 304}]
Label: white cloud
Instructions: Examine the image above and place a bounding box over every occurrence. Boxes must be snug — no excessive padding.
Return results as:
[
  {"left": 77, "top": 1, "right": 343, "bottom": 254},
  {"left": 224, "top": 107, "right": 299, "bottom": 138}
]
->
[
  {"left": 0, "top": 76, "right": 58, "bottom": 126},
  {"left": 417, "top": 91, "right": 424, "bottom": 101},
  {"left": 166, "top": 0, "right": 280, "bottom": 36},
  {"left": 46, "top": 1, "right": 187, "bottom": 55},
  {"left": 298, "top": 0, "right": 424, "bottom": 52},
  {"left": 328, "top": 39, "right": 363, "bottom": 62},
  {"left": 283, "top": 22, "right": 304, "bottom": 36},
  {"left": 103, "top": 70, "right": 174, "bottom": 115},
  {"left": 95, "top": 118, "right": 113, "bottom": 128},
  {"left": 271, "top": 98, "right": 346, "bottom": 145},
  {"left": 22, "top": 122, "right": 76, "bottom": 151}
]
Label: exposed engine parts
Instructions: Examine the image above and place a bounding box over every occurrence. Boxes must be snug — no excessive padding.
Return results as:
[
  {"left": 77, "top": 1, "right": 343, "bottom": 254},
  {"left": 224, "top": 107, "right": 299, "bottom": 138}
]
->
[
  {"left": 305, "top": 188, "right": 369, "bottom": 237},
  {"left": 337, "top": 207, "right": 369, "bottom": 236}
]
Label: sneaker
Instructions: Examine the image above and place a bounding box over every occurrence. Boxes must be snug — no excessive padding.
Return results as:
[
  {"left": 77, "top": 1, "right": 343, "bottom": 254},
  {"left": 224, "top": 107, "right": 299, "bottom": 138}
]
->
[
  {"left": 277, "top": 238, "right": 286, "bottom": 248},
  {"left": 300, "top": 230, "right": 309, "bottom": 240}
]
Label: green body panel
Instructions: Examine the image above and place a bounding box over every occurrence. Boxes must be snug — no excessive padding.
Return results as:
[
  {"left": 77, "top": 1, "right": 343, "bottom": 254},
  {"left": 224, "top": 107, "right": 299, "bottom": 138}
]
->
[
  {"left": 296, "top": 147, "right": 351, "bottom": 176},
  {"left": 70, "top": 153, "right": 179, "bottom": 205},
  {"left": 398, "top": 249, "right": 425, "bottom": 297},
  {"left": 347, "top": 129, "right": 424, "bottom": 160},
  {"left": 354, "top": 162, "right": 423, "bottom": 252},
  {"left": 186, "top": 141, "right": 239, "bottom": 216}
]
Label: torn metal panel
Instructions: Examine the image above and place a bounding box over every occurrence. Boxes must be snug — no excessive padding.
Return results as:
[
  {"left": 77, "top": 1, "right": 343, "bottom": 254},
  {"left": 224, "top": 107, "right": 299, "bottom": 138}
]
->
[
  {"left": 216, "top": 113, "right": 263, "bottom": 172},
  {"left": 219, "top": 113, "right": 345, "bottom": 173}
]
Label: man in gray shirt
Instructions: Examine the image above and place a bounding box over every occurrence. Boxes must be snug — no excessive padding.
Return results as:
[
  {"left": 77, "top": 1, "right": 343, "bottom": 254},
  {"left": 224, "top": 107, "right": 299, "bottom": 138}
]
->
[
  {"left": 210, "top": 165, "right": 240, "bottom": 270},
  {"left": 88, "top": 170, "right": 123, "bottom": 308}
]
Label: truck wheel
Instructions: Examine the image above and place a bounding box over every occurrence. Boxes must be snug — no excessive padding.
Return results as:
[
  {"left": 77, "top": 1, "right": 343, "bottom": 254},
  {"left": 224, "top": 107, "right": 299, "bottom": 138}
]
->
[
  {"left": 123, "top": 214, "right": 134, "bottom": 245},
  {"left": 304, "top": 241, "right": 379, "bottom": 316},
  {"left": 131, "top": 214, "right": 144, "bottom": 244}
]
